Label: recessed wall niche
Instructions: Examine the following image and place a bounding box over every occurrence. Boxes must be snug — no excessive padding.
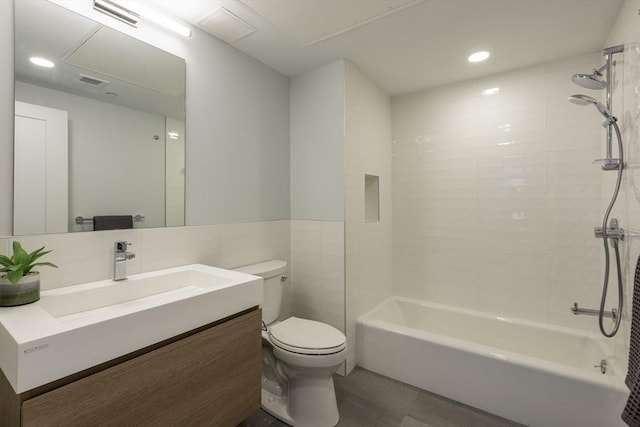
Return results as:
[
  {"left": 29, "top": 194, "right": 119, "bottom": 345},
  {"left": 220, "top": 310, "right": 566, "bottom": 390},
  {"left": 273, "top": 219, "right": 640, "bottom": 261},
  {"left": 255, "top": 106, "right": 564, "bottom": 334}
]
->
[{"left": 365, "top": 174, "right": 380, "bottom": 222}]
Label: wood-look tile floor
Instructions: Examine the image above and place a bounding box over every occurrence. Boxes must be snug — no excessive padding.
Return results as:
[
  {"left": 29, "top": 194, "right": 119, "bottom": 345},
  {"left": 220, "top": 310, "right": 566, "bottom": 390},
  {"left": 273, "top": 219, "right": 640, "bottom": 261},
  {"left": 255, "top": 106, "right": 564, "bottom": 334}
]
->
[{"left": 238, "top": 367, "right": 524, "bottom": 427}]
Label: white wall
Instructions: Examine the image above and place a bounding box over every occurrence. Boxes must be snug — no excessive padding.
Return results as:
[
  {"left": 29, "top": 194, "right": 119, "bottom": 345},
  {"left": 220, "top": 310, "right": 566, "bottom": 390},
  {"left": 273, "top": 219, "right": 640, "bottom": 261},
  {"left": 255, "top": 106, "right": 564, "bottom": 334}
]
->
[
  {"left": 391, "top": 52, "right": 610, "bottom": 333},
  {"left": 290, "top": 59, "right": 345, "bottom": 221},
  {"left": 16, "top": 82, "right": 166, "bottom": 231},
  {"left": 186, "top": 37, "right": 290, "bottom": 224},
  {"left": 344, "top": 61, "right": 392, "bottom": 374}
]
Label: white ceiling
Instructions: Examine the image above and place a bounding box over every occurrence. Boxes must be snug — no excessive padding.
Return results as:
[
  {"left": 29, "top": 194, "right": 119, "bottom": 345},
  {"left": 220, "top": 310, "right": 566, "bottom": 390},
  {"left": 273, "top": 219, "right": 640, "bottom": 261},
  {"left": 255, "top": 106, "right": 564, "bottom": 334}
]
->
[{"left": 151, "top": 0, "right": 625, "bottom": 96}]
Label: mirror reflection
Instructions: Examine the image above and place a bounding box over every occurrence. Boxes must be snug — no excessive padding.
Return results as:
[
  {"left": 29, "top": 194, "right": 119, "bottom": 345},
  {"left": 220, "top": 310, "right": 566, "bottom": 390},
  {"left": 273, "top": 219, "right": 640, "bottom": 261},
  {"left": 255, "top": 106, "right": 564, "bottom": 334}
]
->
[{"left": 14, "top": 0, "right": 186, "bottom": 235}]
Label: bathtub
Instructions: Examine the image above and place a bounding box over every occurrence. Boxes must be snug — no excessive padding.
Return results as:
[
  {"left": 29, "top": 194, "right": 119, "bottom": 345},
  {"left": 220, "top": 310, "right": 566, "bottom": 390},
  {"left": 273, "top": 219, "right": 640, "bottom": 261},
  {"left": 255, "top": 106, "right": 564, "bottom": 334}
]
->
[{"left": 356, "top": 296, "right": 628, "bottom": 427}]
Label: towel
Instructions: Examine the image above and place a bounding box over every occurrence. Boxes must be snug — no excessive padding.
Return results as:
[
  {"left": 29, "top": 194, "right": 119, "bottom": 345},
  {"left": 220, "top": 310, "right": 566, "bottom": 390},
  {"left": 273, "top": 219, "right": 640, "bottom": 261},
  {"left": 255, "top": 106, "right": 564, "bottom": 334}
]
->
[
  {"left": 622, "top": 253, "right": 640, "bottom": 426},
  {"left": 93, "top": 215, "right": 133, "bottom": 231}
]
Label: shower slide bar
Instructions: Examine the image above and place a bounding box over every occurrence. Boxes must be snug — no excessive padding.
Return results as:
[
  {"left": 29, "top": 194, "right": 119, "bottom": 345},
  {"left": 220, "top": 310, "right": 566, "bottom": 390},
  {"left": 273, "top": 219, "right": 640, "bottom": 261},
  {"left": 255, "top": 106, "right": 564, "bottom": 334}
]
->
[{"left": 571, "top": 302, "right": 618, "bottom": 320}]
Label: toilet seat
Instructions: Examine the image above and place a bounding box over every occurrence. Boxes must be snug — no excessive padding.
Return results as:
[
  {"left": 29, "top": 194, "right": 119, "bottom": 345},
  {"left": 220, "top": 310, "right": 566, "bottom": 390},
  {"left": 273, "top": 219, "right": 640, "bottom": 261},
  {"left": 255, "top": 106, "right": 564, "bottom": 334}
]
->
[{"left": 268, "top": 317, "right": 346, "bottom": 355}]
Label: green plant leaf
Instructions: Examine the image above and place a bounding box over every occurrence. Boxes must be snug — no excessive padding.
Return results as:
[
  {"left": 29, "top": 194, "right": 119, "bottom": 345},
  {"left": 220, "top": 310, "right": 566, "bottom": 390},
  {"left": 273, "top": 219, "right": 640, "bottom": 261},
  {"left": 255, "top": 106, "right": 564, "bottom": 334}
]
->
[
  {"left": 6, "top": 267, "right": 24, "bottom": 284},
  {"left": 4, "top": 241, "right": 56, "bottom": 280},
  {"left": 24, "top": 262, "right": 57, "bottom": 275},
  {"left": 0, "top": 255, "right": 14, "bottom": 267},
  {"left": 12, "top": 242, "right": 28, "bottom": 266},
  {"left": 31, "top": 262, "right": 57, "bottom": 268},
  {"left": 26, "top": 247, "right": 51, "bottom": 265}
]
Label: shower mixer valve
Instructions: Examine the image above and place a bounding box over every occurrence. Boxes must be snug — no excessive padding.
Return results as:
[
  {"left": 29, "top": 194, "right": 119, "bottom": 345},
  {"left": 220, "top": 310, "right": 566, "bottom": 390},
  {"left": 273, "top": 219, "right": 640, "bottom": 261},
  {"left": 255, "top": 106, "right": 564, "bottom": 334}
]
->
[{"left": 594, "top": 218, "right": 624, "bottom": 242}]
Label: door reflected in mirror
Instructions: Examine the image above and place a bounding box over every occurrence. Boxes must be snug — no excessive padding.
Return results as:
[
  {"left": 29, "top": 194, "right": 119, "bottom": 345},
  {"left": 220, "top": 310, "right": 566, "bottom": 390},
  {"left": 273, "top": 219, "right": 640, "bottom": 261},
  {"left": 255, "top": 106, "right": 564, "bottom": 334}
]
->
[{"left": 14, "top": 0, "right": 186, "bottom": 235}]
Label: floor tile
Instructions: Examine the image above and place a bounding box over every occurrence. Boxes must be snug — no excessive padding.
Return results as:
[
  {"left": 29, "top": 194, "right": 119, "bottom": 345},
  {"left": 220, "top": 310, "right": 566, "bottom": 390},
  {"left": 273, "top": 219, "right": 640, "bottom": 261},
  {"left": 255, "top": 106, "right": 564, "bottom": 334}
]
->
[
  {"left": 237, "top": 409, "right": 289, "bottom": 427},
  {"left": 399, "top": 416, "right": 433, "bottom": 427},
  {"left": 408, "top": 390, "right": 523, "bottom": 427},
  {"left": 336, "top": 389, "right": 406, "bottom": 427},
  {"left": 240, "top": 368, "right": 522, "bottom": 427},
  {"left": 334, "top": 367, "right": 420, "bottom": 415}
]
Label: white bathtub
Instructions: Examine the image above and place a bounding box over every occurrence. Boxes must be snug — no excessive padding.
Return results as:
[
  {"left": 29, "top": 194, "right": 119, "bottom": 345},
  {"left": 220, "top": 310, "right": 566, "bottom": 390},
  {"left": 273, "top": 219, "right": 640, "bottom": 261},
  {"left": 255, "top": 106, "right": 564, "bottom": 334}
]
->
[{"left": 356, "top": 296, "right": 628, "bottom": 427}]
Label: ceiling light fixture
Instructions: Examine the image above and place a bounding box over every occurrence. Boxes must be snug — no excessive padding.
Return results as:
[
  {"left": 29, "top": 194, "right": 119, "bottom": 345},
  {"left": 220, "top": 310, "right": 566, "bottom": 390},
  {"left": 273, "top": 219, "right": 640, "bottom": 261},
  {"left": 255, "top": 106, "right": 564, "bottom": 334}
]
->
[
  {"left": 93, "top": 0, "right": 191, "bottom": 38},
  {"left": 468, "top": 51, "right": 490, "bottom": 63},
  {"left": 132, "top": 4, "right": 192, "bottom": 38},
  {"left": 29, "top": 57, "right": 55, "bottom": 68},
  {"left": 93, "top": 0, "right": 140, "bottom": 27},
  {"left": 481, "top": 87, "right": 500, "bottom": 96},
  {"left": 119, "top": 1, "right": 191, "bottom": 37}
]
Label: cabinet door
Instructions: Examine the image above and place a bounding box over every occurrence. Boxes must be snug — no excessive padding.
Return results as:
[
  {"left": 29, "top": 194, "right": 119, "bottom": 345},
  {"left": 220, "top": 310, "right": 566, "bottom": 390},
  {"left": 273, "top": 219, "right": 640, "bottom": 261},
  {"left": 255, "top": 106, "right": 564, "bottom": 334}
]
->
[{"left": 22, "top": 309, "right": 261, "bottom": 427}]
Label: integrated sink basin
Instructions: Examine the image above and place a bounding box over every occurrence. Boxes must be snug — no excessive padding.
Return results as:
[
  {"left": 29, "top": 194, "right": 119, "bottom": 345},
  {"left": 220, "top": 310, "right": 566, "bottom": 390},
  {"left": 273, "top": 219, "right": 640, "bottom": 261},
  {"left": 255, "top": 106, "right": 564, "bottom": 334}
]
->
[
  {"left": 39, "top": 269, "right": 235, "bottom": 319},
  {"left": 0, "top": 264, "right": 262, "bottom": 393}
]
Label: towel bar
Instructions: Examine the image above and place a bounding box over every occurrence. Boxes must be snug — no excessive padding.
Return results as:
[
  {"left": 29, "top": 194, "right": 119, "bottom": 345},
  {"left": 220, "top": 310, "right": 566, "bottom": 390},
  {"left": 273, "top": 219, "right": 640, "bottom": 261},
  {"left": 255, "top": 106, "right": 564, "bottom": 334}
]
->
[{"left": 75, "top": 214, "right": 145, "bottom": 224}]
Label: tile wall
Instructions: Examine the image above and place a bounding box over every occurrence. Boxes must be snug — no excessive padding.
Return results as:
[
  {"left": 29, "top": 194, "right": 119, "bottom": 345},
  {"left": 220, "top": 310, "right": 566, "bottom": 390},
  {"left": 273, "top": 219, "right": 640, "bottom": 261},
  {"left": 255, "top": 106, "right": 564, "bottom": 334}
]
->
[
  {"left": 392, "top": 52, "right": 613, "bottom": 333},
  {"left": 290, "top": 220, "right": 345, "bottom": 333},
  {"left": 345, "top": 61, "right": 393, "bottom": 373}
]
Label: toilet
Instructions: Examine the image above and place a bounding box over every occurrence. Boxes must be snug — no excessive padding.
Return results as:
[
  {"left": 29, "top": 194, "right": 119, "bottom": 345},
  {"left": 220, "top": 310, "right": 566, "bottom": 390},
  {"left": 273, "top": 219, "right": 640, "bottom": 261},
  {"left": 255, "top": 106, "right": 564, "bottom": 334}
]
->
[{"left": 234, "top": 260, "right": 346, "bottom": 427}]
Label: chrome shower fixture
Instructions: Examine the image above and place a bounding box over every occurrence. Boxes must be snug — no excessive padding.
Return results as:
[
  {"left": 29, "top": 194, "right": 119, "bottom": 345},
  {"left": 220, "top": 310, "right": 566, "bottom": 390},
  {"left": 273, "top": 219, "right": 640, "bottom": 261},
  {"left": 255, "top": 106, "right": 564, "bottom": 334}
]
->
[
  {"left": 571, "top": 66, "right": 607, "bottom": 90},
  {"left": 570, "top": 45, "right": 624, "bottom": 171},
  {"left": 568, "top": 94, "right": 615, "bottom": 121},
  {"left": 568, "top": 45, "right": 626, "bottom": 339}
]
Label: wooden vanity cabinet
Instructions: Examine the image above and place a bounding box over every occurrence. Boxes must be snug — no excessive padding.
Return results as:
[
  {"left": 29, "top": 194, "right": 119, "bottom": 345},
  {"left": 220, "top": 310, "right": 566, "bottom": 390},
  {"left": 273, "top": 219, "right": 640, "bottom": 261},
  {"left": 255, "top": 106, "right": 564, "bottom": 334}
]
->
[{"left": 0, "top": 308, "right": 262, "bottom": 427}]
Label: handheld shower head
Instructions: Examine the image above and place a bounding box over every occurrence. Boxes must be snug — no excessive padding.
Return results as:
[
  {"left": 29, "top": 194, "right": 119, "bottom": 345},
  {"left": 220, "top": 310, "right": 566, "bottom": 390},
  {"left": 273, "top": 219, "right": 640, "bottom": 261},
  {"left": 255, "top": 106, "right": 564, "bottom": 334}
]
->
[{"left": 568, "top": 94, "right": 614, "bottom": 120}]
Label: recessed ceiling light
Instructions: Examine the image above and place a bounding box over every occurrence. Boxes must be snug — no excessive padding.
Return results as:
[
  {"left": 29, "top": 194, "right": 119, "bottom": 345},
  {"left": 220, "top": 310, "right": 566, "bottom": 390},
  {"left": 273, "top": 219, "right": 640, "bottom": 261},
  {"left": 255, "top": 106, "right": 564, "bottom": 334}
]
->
[
  {"left": 468, "top": 51, "right": 490, "bottom": 63},
  {"left": 29, "top": 57, "right": 55, "bottom": 68},
  {"left": 481, "top": 87, "right": 500, "bottom": 96}
]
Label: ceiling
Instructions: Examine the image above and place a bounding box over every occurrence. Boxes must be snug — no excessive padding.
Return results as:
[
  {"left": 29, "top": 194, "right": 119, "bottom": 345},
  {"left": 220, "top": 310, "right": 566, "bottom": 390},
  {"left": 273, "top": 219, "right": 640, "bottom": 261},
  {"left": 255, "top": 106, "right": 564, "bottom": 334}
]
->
[{"left": 150, "top": 0, "right": 625, "bottom": 96}]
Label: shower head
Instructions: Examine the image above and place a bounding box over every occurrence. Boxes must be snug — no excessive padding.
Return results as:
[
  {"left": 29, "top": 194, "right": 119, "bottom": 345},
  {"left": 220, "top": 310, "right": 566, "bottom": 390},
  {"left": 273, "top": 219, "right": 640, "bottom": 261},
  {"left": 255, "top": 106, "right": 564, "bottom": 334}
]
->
[
  {"left": 571, "top": 68, "right": 607, "bottom": 90},
  {"left": 568, "top": 94, "right": 614, "bottom": 119}
]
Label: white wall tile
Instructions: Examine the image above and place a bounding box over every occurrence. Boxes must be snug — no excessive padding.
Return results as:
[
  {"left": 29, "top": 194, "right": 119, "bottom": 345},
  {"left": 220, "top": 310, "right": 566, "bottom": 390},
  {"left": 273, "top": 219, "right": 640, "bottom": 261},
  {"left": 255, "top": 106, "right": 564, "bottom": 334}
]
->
[
  {"left": 140, "top": 225, "right": 219, "bottom": 272},
  {"left": 392, "top": 51, "right": 619, "bottom": 333}
]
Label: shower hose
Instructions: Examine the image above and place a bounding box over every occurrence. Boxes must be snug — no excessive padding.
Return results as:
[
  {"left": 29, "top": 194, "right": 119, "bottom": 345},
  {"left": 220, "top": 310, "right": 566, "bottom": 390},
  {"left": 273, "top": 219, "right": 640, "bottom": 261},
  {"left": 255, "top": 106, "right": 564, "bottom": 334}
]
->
[{"left": 599, "top": 120, "right": 624, "bottom": 337}]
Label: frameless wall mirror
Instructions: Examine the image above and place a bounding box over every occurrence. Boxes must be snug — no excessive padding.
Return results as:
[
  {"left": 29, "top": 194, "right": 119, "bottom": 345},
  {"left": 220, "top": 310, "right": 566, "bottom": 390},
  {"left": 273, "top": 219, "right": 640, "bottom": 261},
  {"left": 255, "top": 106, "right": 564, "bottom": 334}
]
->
[{"left": 13, "top": 0, "right": 186, "bottom": 235}]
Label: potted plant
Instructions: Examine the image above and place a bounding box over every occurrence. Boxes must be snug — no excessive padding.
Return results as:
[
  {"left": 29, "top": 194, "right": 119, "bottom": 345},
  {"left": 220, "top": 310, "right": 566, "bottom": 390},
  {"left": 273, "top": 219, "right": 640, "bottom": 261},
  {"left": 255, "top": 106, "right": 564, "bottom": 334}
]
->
[{"left": 0, "top": 242, "right": 57, "bottom": 306}]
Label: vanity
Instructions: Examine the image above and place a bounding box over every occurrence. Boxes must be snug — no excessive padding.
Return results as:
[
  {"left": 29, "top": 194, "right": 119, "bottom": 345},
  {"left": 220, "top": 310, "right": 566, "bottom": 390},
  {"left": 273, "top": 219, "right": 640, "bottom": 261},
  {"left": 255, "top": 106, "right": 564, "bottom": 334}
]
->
[{"left": 0, "top": 265, "right": 263, "bottom": 426}]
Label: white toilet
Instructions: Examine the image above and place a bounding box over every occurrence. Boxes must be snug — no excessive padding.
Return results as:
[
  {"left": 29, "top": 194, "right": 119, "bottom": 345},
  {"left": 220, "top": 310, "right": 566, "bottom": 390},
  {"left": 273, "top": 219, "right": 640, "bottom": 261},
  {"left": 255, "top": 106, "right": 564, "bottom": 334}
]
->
[{"left": 234, "top": 260, "right": 346, "bottom": 427}]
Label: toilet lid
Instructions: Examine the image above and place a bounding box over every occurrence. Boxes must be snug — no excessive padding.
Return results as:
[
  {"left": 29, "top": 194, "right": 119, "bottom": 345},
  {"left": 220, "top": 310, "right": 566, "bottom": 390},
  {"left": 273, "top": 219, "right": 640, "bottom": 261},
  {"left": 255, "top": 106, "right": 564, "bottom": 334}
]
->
[{"left": 268, "top": 317, "right": 346, "bottom": 355}]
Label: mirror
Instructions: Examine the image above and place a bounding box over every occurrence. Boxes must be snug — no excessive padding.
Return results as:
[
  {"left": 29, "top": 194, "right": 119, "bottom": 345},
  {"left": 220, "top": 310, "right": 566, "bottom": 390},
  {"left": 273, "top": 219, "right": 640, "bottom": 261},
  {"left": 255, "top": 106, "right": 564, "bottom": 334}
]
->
[{"left": 13, "top": 0, "right": 186, "bottom": 235}]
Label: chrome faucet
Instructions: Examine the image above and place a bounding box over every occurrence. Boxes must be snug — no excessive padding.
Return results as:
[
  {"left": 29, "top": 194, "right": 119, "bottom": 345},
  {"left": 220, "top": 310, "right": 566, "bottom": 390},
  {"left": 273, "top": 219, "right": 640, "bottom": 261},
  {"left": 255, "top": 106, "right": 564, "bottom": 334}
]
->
[{"left": 114, "top": 241, "right": 135, "bottom": 281}]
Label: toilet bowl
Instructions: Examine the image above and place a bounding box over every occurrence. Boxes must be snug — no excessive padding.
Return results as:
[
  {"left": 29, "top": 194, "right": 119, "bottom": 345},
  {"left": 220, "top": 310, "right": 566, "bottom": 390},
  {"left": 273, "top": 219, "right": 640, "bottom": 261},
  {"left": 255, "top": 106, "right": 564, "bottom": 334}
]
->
[{"left": 234, "top": 260, "right": 346, "bottom": 427}]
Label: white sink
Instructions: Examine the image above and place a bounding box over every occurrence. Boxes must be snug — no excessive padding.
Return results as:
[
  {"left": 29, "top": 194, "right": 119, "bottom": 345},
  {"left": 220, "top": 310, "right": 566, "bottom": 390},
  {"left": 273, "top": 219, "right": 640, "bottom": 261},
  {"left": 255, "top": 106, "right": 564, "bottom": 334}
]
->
[
  {"left": 39, "top": 269, "right": 234, "bottom": 318},
  {"left": 0, "top": 264, "right": 262, "bottom": 393}
]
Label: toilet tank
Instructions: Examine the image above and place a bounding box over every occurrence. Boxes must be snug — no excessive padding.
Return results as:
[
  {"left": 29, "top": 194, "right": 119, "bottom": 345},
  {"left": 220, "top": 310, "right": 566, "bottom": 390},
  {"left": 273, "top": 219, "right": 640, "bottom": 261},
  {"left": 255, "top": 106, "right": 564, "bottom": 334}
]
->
[{"left": 233, "top": 260, "right": 287, "bottom": 325}]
